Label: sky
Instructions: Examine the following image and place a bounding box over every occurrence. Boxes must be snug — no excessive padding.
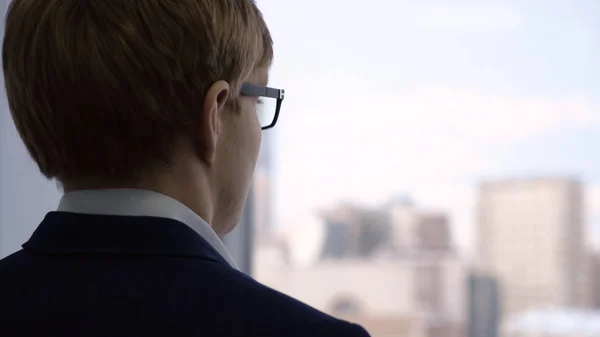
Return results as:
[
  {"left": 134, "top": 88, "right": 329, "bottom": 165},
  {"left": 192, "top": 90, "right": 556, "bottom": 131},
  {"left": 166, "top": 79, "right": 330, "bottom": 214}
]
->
[{"left": 255, "top": 0, "right": 600, "bottom": 259}]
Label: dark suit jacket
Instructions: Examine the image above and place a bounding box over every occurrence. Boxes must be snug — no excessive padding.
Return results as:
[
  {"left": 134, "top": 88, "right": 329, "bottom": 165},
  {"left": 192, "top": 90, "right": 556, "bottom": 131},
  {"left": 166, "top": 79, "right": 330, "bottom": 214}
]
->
[{"left": 0, "top": 212, "right": 370, "bottom": 337}]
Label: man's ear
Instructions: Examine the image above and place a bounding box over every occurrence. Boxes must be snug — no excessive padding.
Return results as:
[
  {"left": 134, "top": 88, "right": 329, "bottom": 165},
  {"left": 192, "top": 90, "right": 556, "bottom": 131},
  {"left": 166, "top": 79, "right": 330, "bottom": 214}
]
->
[{"left": 196, "top": 80, "right": 230, "bottom": 165}]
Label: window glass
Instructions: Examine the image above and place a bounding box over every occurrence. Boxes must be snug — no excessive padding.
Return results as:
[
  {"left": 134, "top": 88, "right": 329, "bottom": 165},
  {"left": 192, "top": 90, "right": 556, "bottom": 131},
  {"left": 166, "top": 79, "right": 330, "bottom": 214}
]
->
[{"left": 252, "top": 1, "right": 600, "bottom": 336}]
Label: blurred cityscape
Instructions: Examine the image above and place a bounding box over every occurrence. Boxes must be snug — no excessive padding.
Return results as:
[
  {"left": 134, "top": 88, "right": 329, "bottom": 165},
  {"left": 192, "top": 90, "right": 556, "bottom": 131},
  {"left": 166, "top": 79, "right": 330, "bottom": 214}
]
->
[{"left": 251, "top": 137, "right": 600, "bottom": 337}]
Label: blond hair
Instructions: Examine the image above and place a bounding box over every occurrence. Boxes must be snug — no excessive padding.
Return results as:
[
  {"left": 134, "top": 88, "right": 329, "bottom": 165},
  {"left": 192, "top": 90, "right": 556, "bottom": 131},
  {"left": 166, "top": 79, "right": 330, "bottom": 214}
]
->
[{"left": 3, "top": 0, "right": 273, "bottom": 185}]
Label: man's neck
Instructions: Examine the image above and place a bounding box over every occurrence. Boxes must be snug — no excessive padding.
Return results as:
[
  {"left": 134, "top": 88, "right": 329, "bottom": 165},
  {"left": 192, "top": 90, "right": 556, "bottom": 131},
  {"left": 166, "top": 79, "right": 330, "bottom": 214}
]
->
[{"left": 62, "top": 167, "right": 217, "bottom": 234}]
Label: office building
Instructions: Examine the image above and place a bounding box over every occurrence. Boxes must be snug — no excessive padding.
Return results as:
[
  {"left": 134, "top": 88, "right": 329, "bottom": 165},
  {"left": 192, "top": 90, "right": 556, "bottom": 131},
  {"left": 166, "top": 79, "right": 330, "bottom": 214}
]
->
[
  {"left": 387, "top": 200, "right": 452, "bottom": 253},
  {"left": 468, "top": 273, "right": 500, "bottom": 337},
  {"left": 319, "top": 204, "right": 392, "bottom": 260},
  {"left": 477, "top": 177, "right": 586, "bottom": 318},
  {"left": 253, "top": 131, "right": 275, "bottom": 232}
]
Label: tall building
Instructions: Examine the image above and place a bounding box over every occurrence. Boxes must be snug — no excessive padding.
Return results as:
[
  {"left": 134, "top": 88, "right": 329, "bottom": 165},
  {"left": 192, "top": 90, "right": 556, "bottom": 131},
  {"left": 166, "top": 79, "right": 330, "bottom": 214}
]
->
[
  {"left": 319, "top": 204, "right": 392, "bottom": 260},
  {"left": 417, "top": 212, "right": 452, "bottom": 251},
  {"left": 477, "top": 177, "right": 586, "bottom": 319},
  {"left": 253, "top": 131, "right": 275, "bottom": 233},
  {"left": 319, "top": 199, "right": 454, "bottom": 260},
  {"left": 579, "top": 251, "right": 600, "bottom": 309},
  {"left": 468, "top": 273, "right": 500, "bottom": 337},
  {"left": 388, "top": 200, "right": 452, "bottom": 253}
]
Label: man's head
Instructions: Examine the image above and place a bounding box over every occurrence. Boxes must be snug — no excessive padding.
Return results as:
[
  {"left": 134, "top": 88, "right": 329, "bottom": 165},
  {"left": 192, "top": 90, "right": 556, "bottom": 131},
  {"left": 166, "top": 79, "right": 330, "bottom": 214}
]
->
[{"left": 3, "top": 0, "right": 274, "bottom": 233}]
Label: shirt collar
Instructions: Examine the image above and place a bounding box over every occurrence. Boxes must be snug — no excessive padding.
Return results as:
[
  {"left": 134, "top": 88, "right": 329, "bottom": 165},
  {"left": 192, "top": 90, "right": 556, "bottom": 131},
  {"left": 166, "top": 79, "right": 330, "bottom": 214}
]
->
[{"left": 57, "top": 188, "right": 239, "bottom": 270}]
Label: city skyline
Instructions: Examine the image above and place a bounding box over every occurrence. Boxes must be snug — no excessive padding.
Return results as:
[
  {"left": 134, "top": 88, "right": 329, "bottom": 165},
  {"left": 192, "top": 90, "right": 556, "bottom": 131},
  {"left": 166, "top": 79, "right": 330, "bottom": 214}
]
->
[{"left": 255, "top": 176, "right": 600, "bottom": 337}]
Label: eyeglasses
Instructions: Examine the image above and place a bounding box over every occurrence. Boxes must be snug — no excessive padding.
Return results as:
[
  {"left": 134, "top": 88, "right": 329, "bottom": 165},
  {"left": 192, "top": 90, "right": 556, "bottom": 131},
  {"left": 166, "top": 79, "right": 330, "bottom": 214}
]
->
[{"left": 240, "top": 83, "right": 285, "bottom": 130}]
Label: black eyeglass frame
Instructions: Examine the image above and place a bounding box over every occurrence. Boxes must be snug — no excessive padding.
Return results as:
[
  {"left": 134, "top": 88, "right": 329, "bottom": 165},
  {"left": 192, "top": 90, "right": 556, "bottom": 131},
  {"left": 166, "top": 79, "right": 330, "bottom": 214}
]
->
[{"left": 240, "top": 83, "right": 285, "bottom": 130}]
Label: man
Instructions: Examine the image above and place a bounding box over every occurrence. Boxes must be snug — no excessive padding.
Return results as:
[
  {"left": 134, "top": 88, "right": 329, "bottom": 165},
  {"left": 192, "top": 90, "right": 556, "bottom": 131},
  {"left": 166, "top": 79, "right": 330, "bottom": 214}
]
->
[{"left": 0, "top": 1, "right": 370, "bottom": 336}]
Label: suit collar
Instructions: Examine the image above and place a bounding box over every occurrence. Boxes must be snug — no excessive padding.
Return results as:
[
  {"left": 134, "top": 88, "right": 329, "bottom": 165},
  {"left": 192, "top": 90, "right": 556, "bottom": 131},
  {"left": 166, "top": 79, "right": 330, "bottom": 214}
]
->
[
  {"left": 24, "top": 212, "right": 231, "bottom": 265},
  {"left": 55, "top": 189, "right": 239, "bottom": 269}
]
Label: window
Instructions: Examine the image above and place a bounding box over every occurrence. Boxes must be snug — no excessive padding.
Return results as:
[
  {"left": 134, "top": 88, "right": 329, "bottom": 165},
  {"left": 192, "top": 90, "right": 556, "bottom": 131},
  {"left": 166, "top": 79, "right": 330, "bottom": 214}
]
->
[{"left": 250, "top": 1, "right": 600, "bottom": 337}]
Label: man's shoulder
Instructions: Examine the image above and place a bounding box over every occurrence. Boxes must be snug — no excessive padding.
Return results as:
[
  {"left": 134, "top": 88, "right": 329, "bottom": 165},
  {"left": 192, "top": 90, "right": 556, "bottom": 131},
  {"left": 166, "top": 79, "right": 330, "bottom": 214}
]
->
[
  {"left": 192, "top": 263, "right": 370, "bottom": 336},
  {"left": 0, "top": 249, "right": 30, "bottom": 272},
  {"left": 0, "top": 251, "right": 370, "bottom": 336}
]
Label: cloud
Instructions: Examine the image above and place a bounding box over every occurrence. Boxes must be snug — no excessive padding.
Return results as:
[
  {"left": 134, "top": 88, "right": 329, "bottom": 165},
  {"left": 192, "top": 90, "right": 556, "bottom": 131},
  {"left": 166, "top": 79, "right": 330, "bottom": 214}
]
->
[
  {"left": 405, "top": 4, "right": 525, "bottom": 34},
  {"left": 270, "top": 68, "right": 599, "bottom": 254},
  {"left": 279, "top": 69, "right": 599, "bottom": 147},
  {"left": 565, "top": 98, "right": 600, "bottom": 126},
  {"left": 401, "top": 88, "right": 600, "bottom": 144},
  {"left": 260, "top": 1, "right": 524, "bottom": 36},
  {"left": 273, "top": 69, "right": 485, "bottom": 226}
]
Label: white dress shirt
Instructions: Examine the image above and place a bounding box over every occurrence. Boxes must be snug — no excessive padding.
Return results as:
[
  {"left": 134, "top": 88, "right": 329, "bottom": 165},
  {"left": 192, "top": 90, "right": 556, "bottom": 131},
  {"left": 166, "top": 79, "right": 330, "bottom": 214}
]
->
[{"left": 57, "top": 188, "right": 239, "bottom": 269}]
